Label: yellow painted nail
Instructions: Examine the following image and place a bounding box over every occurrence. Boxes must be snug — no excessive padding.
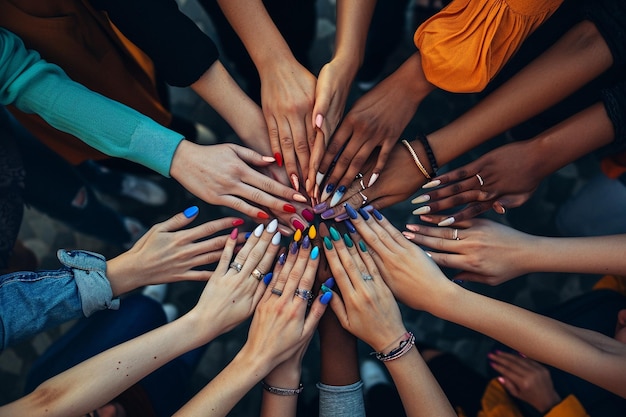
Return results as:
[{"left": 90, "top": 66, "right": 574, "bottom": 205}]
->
[
  {"left": 294, "top": 229, "right": 302, "bottom": 242},
  {"left": 308, "top": 225, "right": 317, "bottom": 239}
]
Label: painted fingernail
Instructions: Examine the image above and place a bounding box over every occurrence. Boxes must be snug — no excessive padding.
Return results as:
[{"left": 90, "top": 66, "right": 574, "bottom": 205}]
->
[
  {"left": 302, "top": 209, "right": 314, "bottom": 222},
  {"left": 497, "top": 376, "right": 506, "bottom": 385},
  {"left": 183, "top": 206, "right": 199, "bottom": 218},
  {"left": 320, "top": 291, "right": 333, "bottom": 305},
  {"left": 292, "top": 219, "right": 305, "bottom": 231},
  {"left": 453, "top": 279, "right": 465, "bottom": 285},
  {"left": 314, "top": 183, "right": 320, "bottom": 200},
  {"left": 411, "top": 194, "right": 430, "bottom": 204},
  {"left": 232, "top": 218, "right": 245, "bottom": 226},
  {"left": 324, "top": 277, "right": 335, "bottom": 288},
  {"left": 310, "top": 246, "right": 319, "bottom": 260},
  {"left": 367, "top": 173, "right": 379, "bottom": 187},
  {"left": 321, "top": 184, "right": 335, "bottom": 202},
  {"left": 313, "top": 202, "right": 329, "bottom": 214},
  {"left": 302, "top": 235, "right": 311, "bottom": 249},
  {"left": 402, "top": 231, "right": 415, "bottom": 240},
  {"left": 425, "top": 251, "right": 432, "bottom": 258},
  {"left": 230, "top": 228, "right": 238, "bottom": 239},
  {"left": 315, "top": 114, "right": 324, "bottom": 129},
  {"left": 293, "top": 193, "right": 308, "bottom": 203},
  {"left": 308, "top": 225, "right": 317, "bottom": 239},
  {"left": 372, "top": 209, "right": 383, "bottom": 221},
  {"left": 305, "top": 178, "right": 311, "bottom": 193},
  {"left": 412, "top": 206, "right": 431, "bottom": 215},
  {"left": 278, "top": 252, "right": 287, "bottom": 265},
  {"left": 290, "top": 174, "right": 300, "bottom": 191},
  {"left": 323, "top": 236, "right": 333, "bottom": 250},
  {"left": 335, "top": 213, "right": 349, "bottom": 222},
  {"left": 267, "top": 219, "right": 278, "bottom": 233},
  {"left": 263, "top": 272, "right": 273, "bottom": 285},
  {"left": 272, "top": 232, "right": 282, "bottom": 245},
  {"left": 321, "top": 209, "right": 335, "bottom": 220},
  {"left": 262, "top": 155, "right": 276, "bottom": 163},
  {"left": 274, "top": 152, "right": 283, "bottom": 167},
  {"left": 316, "top": 171, "right": 325, "bottom": 186},
  {"left": 329, "top": 226, "right": 341, "bottom": 241},
  {"left": 345, "top": 220, "right": 356, "bottom": 234},
  {"left": 290, "top": 241, "right": 298, "bottom": 254},
  {"left": 253, "top": 224, "right": 264, "bottom": 237},
  {"left": 283, "top": 204, "right": 297, "bottom": 213},
  {"left": 358, "top": 240, "right": 367, "bottom": 252},
  {"left": 245, "top": 232, "right": 252, "bottom": 239},
  {"left": 293, "top": 229, "right": 302, "bottom": 242},
  {"left": 422, "top": 179, "right": 441, "bottom": 189},
  {"left": 344, "top": 204, "right": 358, "bottom": 219},
  {"left": 438, "top": 217, "right": 455, "bottom": 227},
  {"left": 330, "top": 185, "right": 346, "bottom": 207},
  {"left": 358, "top": 207, "right": 370, "bottom": 220},
  {"left": 257, "top": 211, "right": 269, "bottom": 220},
  {"left": 363, "top": 205, "right": 374, "bottom": 212},
  {"left": 343, "top": 233, "right": 354, "bottom": 248}
]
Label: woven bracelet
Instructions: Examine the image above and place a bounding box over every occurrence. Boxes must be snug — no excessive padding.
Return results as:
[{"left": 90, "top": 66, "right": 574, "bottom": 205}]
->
[
  {"left": 416, "top": 133, "right": 438, "bottom": 175},
  {"left": 372, "top": 332, "right": 416, "bottom": 362},
  {"left": 261, "top": 380, "right": 304, "bottom": 396}
]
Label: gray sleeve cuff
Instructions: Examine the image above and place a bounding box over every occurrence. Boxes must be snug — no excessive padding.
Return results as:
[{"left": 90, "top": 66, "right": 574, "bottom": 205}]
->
[
  {"left": 57, "top": 250, "right": 120, "bottom": 316},
  {"left": 317, "top": 381, "right": 365, "bottom": 417}
]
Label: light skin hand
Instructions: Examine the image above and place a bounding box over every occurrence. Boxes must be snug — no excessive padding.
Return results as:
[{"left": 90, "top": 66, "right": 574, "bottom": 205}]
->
[{"left": 488, "top": 351, "right": 561, "bottom": 413}]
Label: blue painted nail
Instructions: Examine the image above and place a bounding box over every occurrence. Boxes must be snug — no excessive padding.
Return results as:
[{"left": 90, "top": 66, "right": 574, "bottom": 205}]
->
[
  {"left": 310, "top": 246, "right": 319, "bottom": 260},
  {"left": 302, "top": 235, "right": 311, "bottom": 249},
  {"left": 372, "top": 209, "right": 383, "bottom": 221},
  {"left": 323, "top": 236, "right": 333, "bottom": 250},
  {"left": 244, "top": 232, "right": 252, "bottom": 239},
  {"left": 363, "top": 205, "right": 374, "bottom": 211},
  {"left": 329, "top": 226, "right": 341, "bottom": 241},
  {"left": 344, "top": 204, "right": 358, "bottom": 219},
  {"left": 263, "top": 272, "right": 273, "bottom": 285},
  {"left": 321, "top": 209, "right": 335, "bottom": 220},
  {"left": 358, "top": 207, "right": 370, "bottom": 220},
  {"left": 278, "top": 252, "right": 286, "bottom": 265},
  {"left": 324, "top": 277, "right": 335, "bottom": 288},
  {"left": 320, "top": 291, "right": 333, "bottom": 305},
  {"left": 330, "top": 185, "right": 347, "bottom": 207},
  {"left": 343, "top": 233, "right": 354, "bottom": 248},
  {"left": 183, "top": 206, "right": 199, "bottom": 218},
  {"left": 334, "top": 213, "right": 349, "bottom": 222},
  {"left": 345, "top": 220, "right": 356, "bottom": 234},
  {"left": 358, "top": 240, "right": 367, "bottom": 252},
  {"left": 325, "top": 183, "right": 335, "bottom": 194},
  {"left": 290, "top": 241, "right": 298, "bottom": 255}
]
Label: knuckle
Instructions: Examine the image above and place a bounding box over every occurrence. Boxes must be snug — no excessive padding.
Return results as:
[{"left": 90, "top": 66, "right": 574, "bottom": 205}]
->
[{"left": 280, "top": 136, "right": 294, "bottom": 148}]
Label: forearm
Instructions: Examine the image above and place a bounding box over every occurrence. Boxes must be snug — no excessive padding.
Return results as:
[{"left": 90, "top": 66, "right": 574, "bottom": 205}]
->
[
  {"left": 319, "top": 310, "right": 360, "bottom": 385},
  {"left": 332, "top": 0, "right": 377, "bottom": 78},
  {"left": 259, "top": 364, "right": 301, "bottom": 417}
]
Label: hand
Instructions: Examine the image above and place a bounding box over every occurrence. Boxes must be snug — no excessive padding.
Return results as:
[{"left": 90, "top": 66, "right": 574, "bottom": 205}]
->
[
  {"left": 401, "top": 219, "right": 536, "bottom": 285},
  {"left": 321, "top": 222, "right": 407, "bottom": 352},
  {"left": 413, "top": 139, "right": 543, "bottom": 226},
  {"left": 170, "top": 141, "right": 308, "bottom": 220},
  {"left": 107, "top": 208, "right": 247, "bottom": 295},
  {"left": 488, "top": 350, "right": 561, "bottom": 413},
  {"left": 191, "top": 218, "right": 282, "bottom": 335}
]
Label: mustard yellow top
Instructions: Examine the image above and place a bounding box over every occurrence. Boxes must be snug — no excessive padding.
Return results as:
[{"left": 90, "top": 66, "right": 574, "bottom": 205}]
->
[{"left": 414, "top": 0, "right": 563, "bottom": 93}]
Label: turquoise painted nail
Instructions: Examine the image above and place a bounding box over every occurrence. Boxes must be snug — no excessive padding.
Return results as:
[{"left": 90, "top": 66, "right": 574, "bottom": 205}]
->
[
  {"left": 320, "top": 291, "right": 333, "bottom": 305},
  {"left": 263, "top": 272, "right": 273, "bottom": 285},
  {"left": 358, "top": 240, "right": 367, "bottom": 252},
  {"left": 323, "top": 236, "right": 333, "bottom": 250},
  {"left": 329, "top": 226, "right": 341, "bottom": 241},
  {"left": 343, "top": 233, "right": 354, "bottom": 248},
  {"left": 183, "top": 206, "right": 199, "bottom": 218},
  {"left": 310, "top": 246, "right": 320, "bottom": 260}
]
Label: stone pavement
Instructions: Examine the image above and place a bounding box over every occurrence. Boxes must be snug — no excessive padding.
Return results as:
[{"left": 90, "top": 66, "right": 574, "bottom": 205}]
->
[{"left": 0, "top": 0, "right": 600, "bottom": 414}]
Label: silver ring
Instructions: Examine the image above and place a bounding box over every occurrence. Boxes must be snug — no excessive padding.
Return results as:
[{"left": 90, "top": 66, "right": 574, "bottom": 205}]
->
[
  {"left": 361, "top": 272, "right": 373, "bottom": 281},
  {"left": 359, "top": 191, "right": 368, "bottom": 206},
  {"left": 251, "top": 269, "right": 266, "bottom": 281},
  {"left": 453, "top": 229, "right": 459, "bottom": 240},
  {"left": 355, "top": 173, "right": 364, "bottom": 180},
  {"left": 271, "top": 288, "right": 283, "bottom": 296},
  {"left": 294, "top": 288, "right": 314, "bottom": 304},
  {"left": 476, "top": 173, "right": 484, "bottom": 186},
  {"left": 229, "top": 262, "right": 243, "bottom": 273},
  {"left": 359, "top": 179, "right": 366, "bottom": 190}
]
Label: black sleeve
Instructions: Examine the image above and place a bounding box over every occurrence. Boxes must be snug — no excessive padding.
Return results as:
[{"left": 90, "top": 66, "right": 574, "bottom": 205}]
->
[
  {"left": 91, "top": 0, "right": 219, "bottom": 87},
  {"left": 602, "top": 81, "right": 626, "bottom": 150},
  {"left": 582, "top": 0, "right": 626, "bottom": 70}
]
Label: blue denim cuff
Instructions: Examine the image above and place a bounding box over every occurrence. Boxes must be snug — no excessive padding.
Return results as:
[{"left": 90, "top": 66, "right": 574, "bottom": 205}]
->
[
  {"left": 57, "top": 250, "right": 120, "bottom": 316},
  {"left": 317, "top": 381, "right": 365, "bottom": 417}
]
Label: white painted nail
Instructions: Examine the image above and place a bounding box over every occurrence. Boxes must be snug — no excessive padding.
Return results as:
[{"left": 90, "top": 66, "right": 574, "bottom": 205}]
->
[
  {"left": 315, "top": 114, "right": 324, "bottom": 129},
  {"left": 411, "top": 194, "right": 430, "bottom": 204},
  {"left": 272, "top": 232, "right": 282, "bottom": 245},
  {"left": 422, "top": 179, "right": 441, "bottom": 189},
  {"left": 253, "top": 223, "right": 264, "bottom": 237},
  {"left": 316, "top": 171, "right": 325, "bottom": 186},
  {"left": 438, "top": 217, "right": 455, "bottom": 227},
  {"left": 412, "top": 206, "right": 431, "bottom": 215},
  {"left": 266, "top": 219, "right": 278, "bottom": 233},
  {"left": 367, "top": 173, "right": 379, "bottom": 187}
]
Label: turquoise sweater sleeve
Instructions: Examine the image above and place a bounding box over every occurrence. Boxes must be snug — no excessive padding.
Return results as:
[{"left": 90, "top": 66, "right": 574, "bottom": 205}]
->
[{"left": 0, "top": 28, "right": 183, "bottom": 177}]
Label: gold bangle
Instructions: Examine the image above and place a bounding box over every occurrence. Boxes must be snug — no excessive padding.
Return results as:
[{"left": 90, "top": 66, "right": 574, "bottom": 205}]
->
[{"left": 401, "top": 140, "right": 431, "bottom": 180}]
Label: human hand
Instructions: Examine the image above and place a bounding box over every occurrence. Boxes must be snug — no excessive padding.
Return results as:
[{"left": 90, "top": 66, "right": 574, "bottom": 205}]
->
[
  {"left": 401, "top": 219, "right": 536, "bottom": 285},
  {"left": 191, "top": 218, "right": 282, "bottom": 335},
  {"left": 170, "top": 141, "right": 308, "bottom": 221},
  {"left": 488, "top": 350, "right": 561, "bottom": 413},
  {"left": 413, "top": 140, "right": 543, "bottom": 226}
]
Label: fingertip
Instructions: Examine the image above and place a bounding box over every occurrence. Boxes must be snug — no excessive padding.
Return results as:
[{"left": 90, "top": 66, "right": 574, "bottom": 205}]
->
[
  {"left": 320, "top": 291, "right": 333, "bottom": 305},
  {"left": 183, "top": 206, "right": 199, "bottom": 218}
]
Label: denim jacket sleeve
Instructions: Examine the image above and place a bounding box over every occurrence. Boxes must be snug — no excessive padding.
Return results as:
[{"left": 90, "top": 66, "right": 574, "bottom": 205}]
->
[
  {"left": 0, "top": 249, "right": 119, "bottom": 350},
  {"left": 317, "top": 381, "right": 365, "bottom": 417}
]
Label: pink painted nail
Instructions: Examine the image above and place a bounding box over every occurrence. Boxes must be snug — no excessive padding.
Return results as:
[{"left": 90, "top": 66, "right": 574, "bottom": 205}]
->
[
  {"left": 302, "top": 209, "right": 314, "bottom": 222},
  {"left": 315, "top": 114, "right": 324, "bottom": 129},
  {"left": 230, "top": 228, "right": 238, "bottom": 239},
  {"left": 292, "top": 219, "right": 305, "bottom": 230}
]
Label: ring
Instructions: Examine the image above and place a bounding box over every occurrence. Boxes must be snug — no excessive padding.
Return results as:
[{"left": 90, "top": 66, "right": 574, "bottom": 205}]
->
[
  {"left": 271, "top": 288, "right": 283, "bottom": 296},
  {"left": 359, "top": 179, "right": 366, "bottom": 190},
  {"left": 476, "top": 173, "right": 484, "bottom": 186},
  {"left": 229, "top": 261, "right": 243, "bottom": 273},
  {"left": 251, "top": 268, "right": 266, "bottom": 281},
  {"left": 359, "top": 191, "right": 368, "bottom": 206},
  {"left": 361, "top": 272, "right": 373, "bottom": 281},
  {"left": 453, "top": 229, "right": 459, "bottom": 240},
  {"left": 355, "top": 173, "right": 363, "bottom": 180},
  {"left": 294, "top": 288, "right": 314, "bottom": 304}
]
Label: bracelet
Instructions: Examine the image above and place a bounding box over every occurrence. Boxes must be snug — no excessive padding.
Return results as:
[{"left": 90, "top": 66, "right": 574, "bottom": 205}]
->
[
  {"left": 416, "top": 133, "right": 438, "bottom": 175},
  {"left": 371, "top": 332, "right": 415, "bottom": 362},
  {"left": 401, "top": 140, "right": 431, "bottom": 180},
  {"left": 261, "top": 380, "right": 304, "bottom": 396}
]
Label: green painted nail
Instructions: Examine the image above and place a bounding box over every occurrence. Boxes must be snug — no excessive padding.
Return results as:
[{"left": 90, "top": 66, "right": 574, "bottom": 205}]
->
[
  {"left": 323, "top": 236, "right": 333, "bottom": 250},
  {"left": 329, "top": 226, "right": 341, "bottom": 241},
  {"left": 343, "top": 233, "right": 354, "bottom": 248},
  {"left": 358, "top": 240, "right": 367, "bottom": 252}
]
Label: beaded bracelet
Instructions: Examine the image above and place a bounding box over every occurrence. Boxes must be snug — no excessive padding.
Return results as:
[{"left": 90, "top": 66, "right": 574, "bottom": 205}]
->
[
  {"left": 401, "top": 140, "right": 431, "bottom": 180},
  {"left": 416, "top": 133, "right": 438, "bottom": 175},
  {"left": 372, "top": 332, "right": 416, "bottom": 362},
  {"left": 261, "top": 380, "right": 304, "bottom": 396}
]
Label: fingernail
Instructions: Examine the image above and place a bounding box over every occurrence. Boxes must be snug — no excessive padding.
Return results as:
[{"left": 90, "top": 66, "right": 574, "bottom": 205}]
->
[
  {"left": 274, "top": 152, "right": 283, "bottom": 167},
  {"left": 263, "top": 272, "right": 273, "bottom": 285},
  {"left": 293, "top": 193, "right": 308, "bottom": 203},
  {"left": 232, "top": 218, "right": 244, "bottom": 226},
  {"left": 358, "top": 240, "right": 367, "bottom": 252},
  {"left": 335, "top": 213, "right": 349, "bottom": 222},
  {"left": 290, "top": 241, "right": 298, "bottom": 254},
  {"left": 324, "top": 277, "right": 335, "bottom": 288},
  {"left": 267, "top": 219, "right": 278, "bottom": 233},
  {"left": 278, "top": 252, "right": 287, "bottom": 265},
  {"left": 320, "top": 291, "right": 332, "bottom": 305},
  {"left": 245, "top": 232, "right": 251, "bottom": 239},
  {"left": 293, "top": 229, "right": 302, "bottom": 242},
  {"left": 183, "top": 206, "right": 199, "bottom": 218},
  {"left": 363, "top": 205, "right": 374, "bottom": 212},
  {"left": 402, "top": 231, "right": 415, "bottom": 239},
  {"left": 310, "top": 246, "right": 319, "bottom": 260},
  {"left": 230, "top": 228, "right": 238, "bottom": 239},
  {"left": 425, "top": 251, "right": 432, "bottom": 258},
  {"left": 345, "top": 220, "right": 356, "bottom": 234},
  {"left": 283, "top": 204, "right": 296, "bottom": 213},
  {"left": 302, "top": 235, "right": 311, "bottom": 249},
  {"left": 292, "top": 219, "right": 305, "bottom": 231},
  {"left": 358, "top": 207, "right": 370, "bottom": 220},
  {"left": 257, "top": 211, "right": 269, "bottom": 220},
  {"left": 302, "top": 209, "right": 314, "bottom": 222},
  {"left": 329, "top": 226, "right": 341, "bottom": 241},
  {"left": 343, "top": 233, "right": 354, "bottom": 248},
  {"left": 412, "top": 206, "right": 431, "bottom": 215},
  {"left": 406, "top": 224, "right": 420, "bottom": 232},
  {"left": 308, "top": 225, "right": 317, "bottom": 239},
  {"left": 323, "top": 236, "right": 333, "bottom": 250},
  {"left": 315, "top": 114, "right": 324, "bottom": 129},
  {"left": 321, "top": 183, "right": 335, "bottom": 202},
  {"left": 316, "top": 171, "right": 325, "bottom": 186},
  {"left": 411, "top": 194, "right": 430, "bottom": 204},
  {"left": 497, "top": 376, "right": 506, "bottom": 385},
  {"left": 367, "top": 173, "right": 379, "bottom": 187},
  {"left": 321, "top": 209, "right": 335, "bottom": 220},
  {"left": 330, "top": 185, "right": 346, "bottom": 207},
  {"left": 272, "top": 232, "right": 281, "bottom": 245},
  {"left": 344, "top": 204, "right": 358, "bottom": 219},
  {"left": 422, "top": 179, "right": 441, "bottom": 189},
  {"left": 438, "top": 217, "right": 455, "bottom": 227},
  {"left": 313, "top": 202, "right": 329, "bottom": 214},
  {"left": 372, "top": 209, "right": 383, "bottom": 221},
  {"left": 253, "top": 223, "right": 264, "bottom": 237},
  {"left": 290, "top": 174, "right": 300, "bottom": 191},
  {"left": 262, "top": 155, "right": 276, "bottom": 163},
  {"left": 305, "top": 178, "right": 311, "bottom": 193},
  {"left": 452, "top": 279, "right": 465, "bottom": 285}
]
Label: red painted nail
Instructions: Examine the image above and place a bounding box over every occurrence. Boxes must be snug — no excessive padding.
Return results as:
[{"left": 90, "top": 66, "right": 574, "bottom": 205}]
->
[
  {"left": 232, "top": 218, "right": 245, "bottom": 226},
  {"left": 230, "top": 228, "right": 238, "bottom": 239},
  {"left": 302, "top": 209, "right": 314, "bottom": 222},
  {"left": 274, "top": 152, "right": 283, "bottom": 167},
  {"left": 257, "top": 211, "right": 270, "bottom": 220},
  {"left": 292, "top": 219, "right": 305, "bottom": 230},
  {"left": 283, "top": 204, "right": 297, "bottom": 213}
]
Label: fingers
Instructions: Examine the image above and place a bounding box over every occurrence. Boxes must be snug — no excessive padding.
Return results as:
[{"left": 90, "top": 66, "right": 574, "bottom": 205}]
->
[
  {"left": 343, "top": 204, "right": 410, "bottom": 255},
  {"left": 232, "top": 178, "right": 306, "bottom": 221},
  {"left": 306, "top": 129, "right": 327, "bottom": 198},
  {"left": 213, "top": 226, "right": 240, "bottom": 276},
  {"left": 231, "top": 219, "right": 280, "bottom": 277},
  {"left": 155, "top": 205, "right": 200, "bottom": 233},
  {"left": 418, "top": 200, "right": 494, "bottom": 227},
  {"left": 323, "top": 139, "right": 376, "bottom": 201}
]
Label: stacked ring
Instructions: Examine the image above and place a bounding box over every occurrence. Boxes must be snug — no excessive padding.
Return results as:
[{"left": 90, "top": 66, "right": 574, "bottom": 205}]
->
[
  {"left": 361, "top": 272, "right": 374, "bottom": 281},
  {"left": 359, "top": 191, "right": 368, "bottom": 206},
  {"left": 251, "top": 269, "right": 266, "bottom": 281},
  {"left": 294, "top": 288, "right": 314, "bottom": 304},
  {"left": 229, "top": 262, "right": 243, "bottom": 273},
  {"left": 271, "top": 288, "right": 283, "bottom": 296}
]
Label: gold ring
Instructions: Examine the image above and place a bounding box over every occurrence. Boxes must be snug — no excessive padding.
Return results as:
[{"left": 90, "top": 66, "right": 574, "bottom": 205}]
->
[{"left": 251, "top": 269, "right": 266, "bottom": 281}]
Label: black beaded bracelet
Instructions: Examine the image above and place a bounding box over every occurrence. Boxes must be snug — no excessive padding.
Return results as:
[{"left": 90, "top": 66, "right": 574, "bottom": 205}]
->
[{"left": 416, "top": 133, "right": 438, "bottom": 175}]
